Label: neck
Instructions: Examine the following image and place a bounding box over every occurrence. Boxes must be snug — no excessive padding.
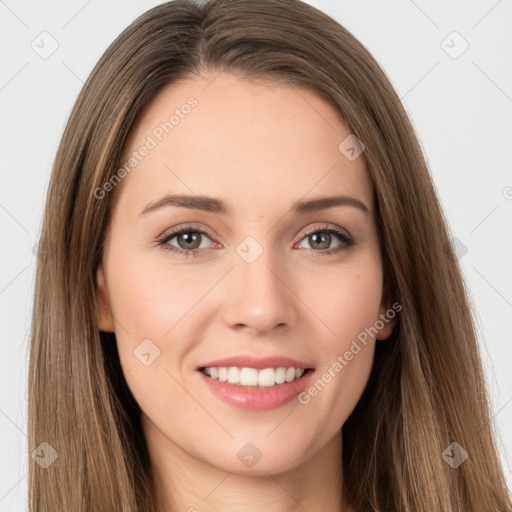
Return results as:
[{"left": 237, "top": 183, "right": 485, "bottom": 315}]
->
[{"left": 144, "top": 418, "right": 353, "bottom": 512}]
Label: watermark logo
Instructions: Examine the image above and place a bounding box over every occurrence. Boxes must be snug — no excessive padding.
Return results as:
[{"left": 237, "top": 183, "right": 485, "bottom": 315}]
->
[
  {"left": 298, "top": 301, "right": 402, "bottom": 405},
  {"left": 134, "top": 338, "right": 161, "bottom": 366},
  {"left": 451, "top": 236, "right": 468, "bottom": 260},
  {"left": 441, "top": 31, "right": 469, "bottom": 60},
  {"left": 32, "top": 236, "right": 55, "bottom": 264},
  {"left": 236, "top": 236, "right": 264, "bottom": 264},
  {"left": 31, "top": 31, "right": 59, "bottom": 59},
  {"left": 237, "top": 441, "right": 262, "bottom": 468},
  {"left": 338, "top": 134, "right": 365, "bottom": 161},
  {"left": 31, "top": 441, "right": 58, "bottom": 468},
  {"left": 442, "top": 441, "right": 468, "bottom": 468}
]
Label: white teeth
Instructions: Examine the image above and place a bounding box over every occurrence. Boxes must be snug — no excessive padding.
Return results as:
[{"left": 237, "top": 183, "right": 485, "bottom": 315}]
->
[
  {"left": 258, "top": 368, "right": 275, "bottom": 387},
  {"left": 275, "top": 367, "right": 286, "bottom": 384},
  {"left": 227, "top": 366, "right": 240, "bottom": 384},
  {"left": 202, "top": 366, "right": 306, "bottom": 387},
  {"left": 240, "top": 367, "right": 258, "bottom": 386}
]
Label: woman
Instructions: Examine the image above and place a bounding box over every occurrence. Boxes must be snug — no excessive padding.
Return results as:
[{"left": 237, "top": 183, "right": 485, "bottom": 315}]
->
[{"left": 28, "top": 0, "right": 512, "bottom": 510}]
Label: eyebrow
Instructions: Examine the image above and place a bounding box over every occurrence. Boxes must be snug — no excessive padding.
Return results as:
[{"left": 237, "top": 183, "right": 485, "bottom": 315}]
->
[{"left": 139, "top": 193, "right": 370, "bottom": 217}]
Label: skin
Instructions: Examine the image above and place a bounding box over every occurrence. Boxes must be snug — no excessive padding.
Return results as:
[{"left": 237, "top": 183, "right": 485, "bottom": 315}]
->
[{"left": 96, "top": 72, "right": 396, "bottom": 512}]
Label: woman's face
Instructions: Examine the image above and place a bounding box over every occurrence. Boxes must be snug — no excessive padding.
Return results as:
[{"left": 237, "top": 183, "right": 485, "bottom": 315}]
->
[{"left": 97, "top": 72, "right": 395, "bottom": 476}]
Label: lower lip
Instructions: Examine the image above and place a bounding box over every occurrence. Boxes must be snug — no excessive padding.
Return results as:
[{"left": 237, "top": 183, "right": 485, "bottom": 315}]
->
[{"left": 198, "top": 370, "right": 314, "bottom": 410}]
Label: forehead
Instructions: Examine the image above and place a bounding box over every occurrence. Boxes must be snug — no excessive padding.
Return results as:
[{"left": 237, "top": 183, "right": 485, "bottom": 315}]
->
[{"left": 114, "top": 72, "right": 374, "bottom": 220}]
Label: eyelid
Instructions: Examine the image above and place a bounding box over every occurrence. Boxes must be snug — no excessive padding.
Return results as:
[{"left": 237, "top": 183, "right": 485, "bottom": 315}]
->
[
  {"left": 298, "top": 222, "right": 353, "bottom": 241},
  {"left": 157, "top": 223, "right": 216, "bottom": 242}
]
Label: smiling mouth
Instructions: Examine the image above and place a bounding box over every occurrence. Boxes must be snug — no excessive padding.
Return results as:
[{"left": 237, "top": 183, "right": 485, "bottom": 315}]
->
[{"left": 199, "top": 366, "right": 314, "bottom": 389}]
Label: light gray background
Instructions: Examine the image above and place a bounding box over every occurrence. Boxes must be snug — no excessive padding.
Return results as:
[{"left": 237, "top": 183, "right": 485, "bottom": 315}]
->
[{"left": 1, "top": 0, "right": 511, "bottom": 509}]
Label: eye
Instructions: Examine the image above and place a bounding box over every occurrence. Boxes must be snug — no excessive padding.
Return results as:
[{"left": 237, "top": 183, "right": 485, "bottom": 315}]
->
[
  {"left": 157, "top": 223, "right": 356, "bottom": 259},
  {"left": 157, "top": 226, "right": 216, "bottom": 258},
  {"left": 295, "top": 224, "right": 356, "bottom": 256}
]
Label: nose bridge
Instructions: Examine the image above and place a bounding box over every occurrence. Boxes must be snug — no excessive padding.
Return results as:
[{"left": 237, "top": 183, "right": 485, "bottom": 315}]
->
[{"left": 221, "top": 234, "right": 297, "bottom": 333}]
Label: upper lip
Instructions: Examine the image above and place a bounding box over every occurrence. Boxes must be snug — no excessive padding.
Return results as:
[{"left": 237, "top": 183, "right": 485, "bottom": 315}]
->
[{"left": 197, "top": 355, "right": 314, "bottom": 370}]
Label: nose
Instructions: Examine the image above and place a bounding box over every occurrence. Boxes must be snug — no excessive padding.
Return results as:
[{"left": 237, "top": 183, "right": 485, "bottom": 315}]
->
[{"left": 220, "top": 243, "right": 299, "bottom": 335}]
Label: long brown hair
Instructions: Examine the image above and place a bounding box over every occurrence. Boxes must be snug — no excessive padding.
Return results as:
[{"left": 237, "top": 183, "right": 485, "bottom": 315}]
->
[{"left": 29, "top": 0, "right": 512, "bottom": 510}]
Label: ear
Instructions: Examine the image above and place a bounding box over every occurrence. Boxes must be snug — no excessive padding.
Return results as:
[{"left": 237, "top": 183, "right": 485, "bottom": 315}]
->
[
  {"left": 375, "top": 298, "right": 398, "bottom": 341},
  {"left": 96, "top": 263, "right": 115, "bottom": 332}
]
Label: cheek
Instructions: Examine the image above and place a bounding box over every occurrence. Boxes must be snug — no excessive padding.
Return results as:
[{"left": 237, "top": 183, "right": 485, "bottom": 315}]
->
[
  {"left": 106, "top": 257, "right": 196, "bottom": 435},
  {"left": 106, "top": 248, "right": 208, "bottom": 337},
  {"left": 296, "top": 257, "right": 382, "bottom": 419},
  {"left": 303, "top": 258, "right": 383, "bottom": 349},
  {"left": 104, "top": 250, "right": 214, "bottom": 397}
]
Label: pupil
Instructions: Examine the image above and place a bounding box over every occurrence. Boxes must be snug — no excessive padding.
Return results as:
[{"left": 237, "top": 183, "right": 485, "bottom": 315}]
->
[
  {"left": 179, "top": 232, "right": 200, "bottom": 249},
  {"left": 311, "top": 232, "right": 330, "bottom": 250}
]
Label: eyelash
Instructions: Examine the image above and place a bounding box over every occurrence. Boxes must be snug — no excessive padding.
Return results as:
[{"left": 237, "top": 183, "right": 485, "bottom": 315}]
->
[{"left": 157, "top": 223, "right": 356, "bottom": 259}]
